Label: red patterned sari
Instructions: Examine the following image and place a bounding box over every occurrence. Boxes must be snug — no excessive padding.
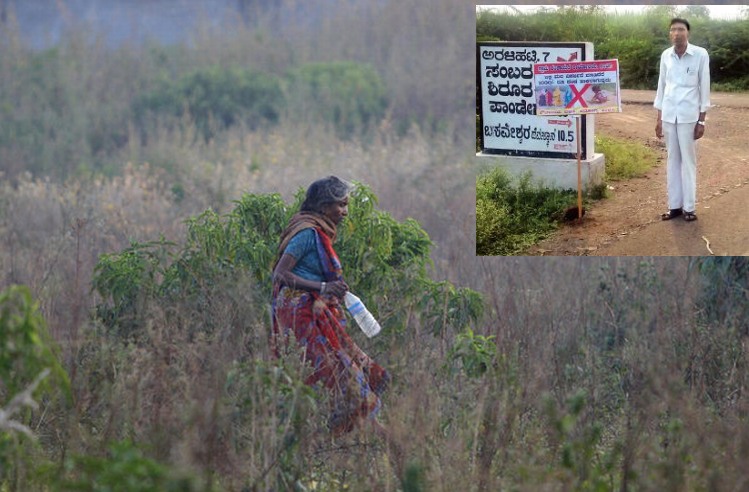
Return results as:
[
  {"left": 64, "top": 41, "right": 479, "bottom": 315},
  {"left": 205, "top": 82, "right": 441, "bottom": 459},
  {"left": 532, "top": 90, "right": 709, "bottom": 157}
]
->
[{"left": 271, "top": 213, "right": 388, "bottom": 435}]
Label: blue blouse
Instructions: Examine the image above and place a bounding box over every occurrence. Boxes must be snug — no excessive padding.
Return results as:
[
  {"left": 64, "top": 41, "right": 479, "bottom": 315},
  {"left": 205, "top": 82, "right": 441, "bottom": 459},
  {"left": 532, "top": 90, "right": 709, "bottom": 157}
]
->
[{"left": 282, "top": 228, "right": 324, "bottom": 282}]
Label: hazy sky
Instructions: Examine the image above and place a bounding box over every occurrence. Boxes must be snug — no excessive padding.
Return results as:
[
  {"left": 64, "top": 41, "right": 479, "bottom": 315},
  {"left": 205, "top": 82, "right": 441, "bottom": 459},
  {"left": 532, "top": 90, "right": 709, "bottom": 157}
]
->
[{"left": 477, "top": 4, "right": 747, "bottom": 20}]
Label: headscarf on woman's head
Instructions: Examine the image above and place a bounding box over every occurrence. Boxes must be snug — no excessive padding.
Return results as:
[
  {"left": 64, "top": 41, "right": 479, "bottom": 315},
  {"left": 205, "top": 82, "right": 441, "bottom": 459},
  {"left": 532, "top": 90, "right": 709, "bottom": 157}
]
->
[
  {"left": 275, "top": 176, "right": 352, "bottom": 262},
  {"left": 300, "top": 176, "right": 352, "bottom": 214}
]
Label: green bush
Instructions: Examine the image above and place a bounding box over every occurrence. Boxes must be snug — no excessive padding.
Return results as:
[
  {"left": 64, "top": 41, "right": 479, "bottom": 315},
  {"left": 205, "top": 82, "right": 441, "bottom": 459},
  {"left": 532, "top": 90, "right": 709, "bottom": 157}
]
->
[
  {"left": 0, "top": 285, "right": 69, "bottom": 399},
  {"left": 692, "top": 257, "right": 749, "bottom": 334},
  {"left": 0, "top": 285, "right": 70, "bottom": 488},
  {"left": 711, "top": 77, "right": 749, "bottom": 92},
  {"left": 92, "top": 239, "right": 174, "bottom": 340},
  {"left": 56, "top": 440, "right": 201, "bottom": 492},
  {"left": 225, "top": 358, "right": 320, "bottom": 490},
  {"left": 285, "top": 62, "right": 388, "bottom": 139},
  {"left": 702, "top": 20, "right": 749, "bottom": 88},
  {"left": 447, "top": 328, "right": 496, "bottom": 378},
  {"left": 476, "top": 167, "right": 578, "bottom": 255},
  {"left": 543, "top": 389, "right": 619, "bottom": 491},
  {"left": 134, "top": 66, "right": 284, "bottom": 141},
  {"left": 93, "top": 183, "right": 482, "bottom": 341}
]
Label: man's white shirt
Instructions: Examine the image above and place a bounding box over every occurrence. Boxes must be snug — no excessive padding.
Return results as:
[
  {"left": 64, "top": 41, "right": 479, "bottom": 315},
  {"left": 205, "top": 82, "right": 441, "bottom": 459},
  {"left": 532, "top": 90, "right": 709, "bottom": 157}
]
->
[{"left": 654, "top": 42, "right": 711, "bottom": 124}]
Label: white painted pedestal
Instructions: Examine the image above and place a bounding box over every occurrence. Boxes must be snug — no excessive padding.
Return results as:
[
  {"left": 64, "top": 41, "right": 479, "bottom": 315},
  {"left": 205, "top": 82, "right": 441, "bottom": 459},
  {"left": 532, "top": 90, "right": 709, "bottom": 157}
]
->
[{"left": 475, "top": 152, "right": 606, "bottom": 191}]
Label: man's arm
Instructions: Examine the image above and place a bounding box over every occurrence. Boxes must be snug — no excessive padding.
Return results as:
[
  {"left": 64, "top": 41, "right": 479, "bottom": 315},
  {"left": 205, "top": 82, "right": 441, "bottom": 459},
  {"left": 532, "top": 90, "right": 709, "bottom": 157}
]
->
[
  {"left": 698, "top": 51, "right": 711, "bottom": 115},
  {"left": 694, "top": 50, "right": 710, "bottom": 140},
  {"left": 656, "top": 110, "right": 663, "bottom": 138},
  {"left": 654, "top": 51, "right": 666, "bottom": 138},
  {"left": 653, "top": 51, "right": 667, "bottom": 112}
]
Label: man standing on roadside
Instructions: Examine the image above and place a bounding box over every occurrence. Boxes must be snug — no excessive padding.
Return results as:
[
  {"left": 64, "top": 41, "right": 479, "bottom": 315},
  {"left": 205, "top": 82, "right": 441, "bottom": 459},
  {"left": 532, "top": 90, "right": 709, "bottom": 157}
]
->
[{"left": 654, "top": 17, "right": 710, "bottom": 222}]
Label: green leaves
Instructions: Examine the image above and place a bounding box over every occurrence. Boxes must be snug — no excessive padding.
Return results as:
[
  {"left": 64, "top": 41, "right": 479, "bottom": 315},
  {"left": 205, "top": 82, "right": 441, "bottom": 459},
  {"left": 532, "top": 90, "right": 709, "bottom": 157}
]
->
[
  {"left": 448, "top": 328, "right": 496, "bottom": 378},
  {"left": 92, "top": 239, "right": 174, "bottom": 339},
  {"left": 58, "top": 440, "right": 200, "bottom": 492},
  {"left": 691, "top": 257, "right": 749, "bottom": 335},
  {"left": 0, "top": 285, "right": 70, "bottom": 487},
  {"left": 476, "top": 167, "right": 578, "bottom": 255},
  {"left": 134, "top": 66, "right": 284, "bottom": 141},
  {"left": 595, "top": 135, "right": 657, "bottom": 181},
  {"left": 285, "top": 62, "right": 389, "bottom": 139},
  {"left": 133, "top": 61, "right": 389, "bottom": 143},
  {"left": 544, "top": 390, "right": 615, "bottom": 491},
  {"left": 92, "top": 183, "right": 482, "bottom": 342},
  {"left": 0, "top": 285, "right": 69, "bottom": 398}
]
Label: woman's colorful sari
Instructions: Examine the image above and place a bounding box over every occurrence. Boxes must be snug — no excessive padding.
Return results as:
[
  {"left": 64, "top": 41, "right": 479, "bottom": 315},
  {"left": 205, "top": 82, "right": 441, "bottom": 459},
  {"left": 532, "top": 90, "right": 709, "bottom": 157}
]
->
[{"left": 271, "top": 214, "right": 389, "bottom": 435}]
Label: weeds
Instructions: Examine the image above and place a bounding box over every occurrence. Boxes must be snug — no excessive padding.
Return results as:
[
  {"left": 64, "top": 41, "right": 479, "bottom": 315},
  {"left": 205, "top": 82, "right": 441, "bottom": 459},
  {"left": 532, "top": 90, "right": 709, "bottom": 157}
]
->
[
  {"left": 596, "top": 135, "right": 658, "bottom": 181},
  {"left": 476, "top": 167, "right": 578, "bottom": 256},
  {"left": 4, "top": 225, "right": 749, "bottom": 491}
]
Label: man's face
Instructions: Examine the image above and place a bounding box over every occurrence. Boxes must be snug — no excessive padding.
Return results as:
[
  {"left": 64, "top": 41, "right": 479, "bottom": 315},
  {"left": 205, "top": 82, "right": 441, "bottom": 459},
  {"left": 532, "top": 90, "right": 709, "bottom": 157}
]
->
[{"left": 669, "top": 22, "right": 689, "bottom": 47}]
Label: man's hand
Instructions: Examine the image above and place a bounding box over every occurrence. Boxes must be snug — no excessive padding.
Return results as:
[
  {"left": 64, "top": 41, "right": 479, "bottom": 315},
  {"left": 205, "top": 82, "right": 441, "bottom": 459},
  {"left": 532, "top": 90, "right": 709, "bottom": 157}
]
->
[
  {"left": 694, "top": 122, "right": 705, "bottom": 140},
  {"left": 655, "top": 120, "right": 663, "bottom": 139}
]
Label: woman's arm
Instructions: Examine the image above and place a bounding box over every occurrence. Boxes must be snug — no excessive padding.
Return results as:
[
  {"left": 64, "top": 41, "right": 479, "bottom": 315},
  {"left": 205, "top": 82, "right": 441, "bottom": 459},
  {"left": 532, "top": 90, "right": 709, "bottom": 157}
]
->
[{"left": 273, "top": 253, "right": 348, "bottom": 297}]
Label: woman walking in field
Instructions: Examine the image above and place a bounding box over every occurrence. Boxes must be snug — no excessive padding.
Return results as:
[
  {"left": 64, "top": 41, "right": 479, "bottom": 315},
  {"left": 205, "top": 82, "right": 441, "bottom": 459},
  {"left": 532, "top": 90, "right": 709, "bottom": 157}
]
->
[{"left": 271, "top": 176, "right": 389, "bottom": 436}]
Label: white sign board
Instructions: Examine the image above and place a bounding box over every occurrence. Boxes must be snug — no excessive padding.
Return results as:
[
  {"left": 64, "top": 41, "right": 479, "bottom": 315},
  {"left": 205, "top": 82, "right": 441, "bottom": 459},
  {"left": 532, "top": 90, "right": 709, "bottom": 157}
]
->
[
  {"left": 534, "top": 59, "right": 621, "bottom": 116},
  {"left": 477, "top": 42, "right": 593, "bottom": 159}
]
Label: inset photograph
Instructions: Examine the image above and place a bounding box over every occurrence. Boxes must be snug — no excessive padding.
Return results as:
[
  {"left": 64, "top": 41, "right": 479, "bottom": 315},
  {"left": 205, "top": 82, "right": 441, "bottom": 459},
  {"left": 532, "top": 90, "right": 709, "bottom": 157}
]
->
[{"left": 476, "top": 5, "right": 748, "bottom": 256}]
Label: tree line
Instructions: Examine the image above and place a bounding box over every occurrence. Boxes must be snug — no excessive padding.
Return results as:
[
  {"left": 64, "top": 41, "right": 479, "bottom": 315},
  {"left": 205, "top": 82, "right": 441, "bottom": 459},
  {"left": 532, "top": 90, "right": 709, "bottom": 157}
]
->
[{"left": 477, "top": 5, "right": 749, "bottom": 91}]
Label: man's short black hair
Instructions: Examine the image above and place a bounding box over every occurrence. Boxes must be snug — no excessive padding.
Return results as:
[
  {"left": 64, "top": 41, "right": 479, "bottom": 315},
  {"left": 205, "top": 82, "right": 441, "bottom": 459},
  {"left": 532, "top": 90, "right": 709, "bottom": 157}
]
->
[{"left": 670, "top": 17, "right": 690, "bottom": 31}]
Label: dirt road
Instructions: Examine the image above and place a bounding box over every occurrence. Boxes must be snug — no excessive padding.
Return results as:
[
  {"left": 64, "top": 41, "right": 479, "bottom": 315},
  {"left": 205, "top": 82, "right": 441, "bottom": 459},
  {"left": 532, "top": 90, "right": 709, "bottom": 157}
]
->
[{"left": 527, "top": 89, "right": 749, "bottom": 256}]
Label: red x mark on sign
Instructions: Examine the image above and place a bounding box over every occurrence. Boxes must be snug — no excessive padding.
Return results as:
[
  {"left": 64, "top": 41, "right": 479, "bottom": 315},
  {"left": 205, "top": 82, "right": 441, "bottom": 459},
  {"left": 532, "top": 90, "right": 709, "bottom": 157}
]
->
[{"left": 567, "top": 83, "right": 590, "bottom": 108}]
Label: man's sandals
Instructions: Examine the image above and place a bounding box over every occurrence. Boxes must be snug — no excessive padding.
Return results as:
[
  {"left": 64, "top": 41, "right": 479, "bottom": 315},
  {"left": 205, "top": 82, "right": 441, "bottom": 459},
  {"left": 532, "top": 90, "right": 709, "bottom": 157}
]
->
[{"left": 661, "top": 208, "right": 697, "bottom": 221}]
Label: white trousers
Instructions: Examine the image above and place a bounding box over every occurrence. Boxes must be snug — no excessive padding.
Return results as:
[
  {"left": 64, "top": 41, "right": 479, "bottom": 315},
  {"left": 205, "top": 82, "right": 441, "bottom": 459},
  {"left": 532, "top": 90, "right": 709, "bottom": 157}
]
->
[{"left": 663, "top": 121, "right": 698, "bottom": 213}]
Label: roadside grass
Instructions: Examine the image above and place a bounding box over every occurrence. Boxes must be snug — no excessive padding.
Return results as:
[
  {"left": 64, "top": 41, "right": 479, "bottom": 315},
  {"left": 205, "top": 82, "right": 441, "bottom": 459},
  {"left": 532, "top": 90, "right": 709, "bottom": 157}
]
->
[
  {"left": 476, "top": 136, "right": 657, "bottom": 255},
  {"left": 712, "top": 77, "right": 749, "bottom": 92},
  {"left": 597, "top": 134, "right": 658, "bottom": 181},
  {"left": 476, "top": 168, "right": 578, "bottom": 256}
]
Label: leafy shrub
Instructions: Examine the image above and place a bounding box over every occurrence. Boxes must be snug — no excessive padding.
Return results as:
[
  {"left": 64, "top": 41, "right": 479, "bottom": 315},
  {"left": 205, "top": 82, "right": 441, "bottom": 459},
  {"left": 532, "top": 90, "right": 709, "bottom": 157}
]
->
[
  {"left": 476, "top": 167, "right": 577, "bottom": 255},
  {"left": 711, "top": 77, "right": 749, "bottom": 92},
  {"left": 0, "top": 285, "right": 69, "bottom": 399},
  {"left": 447, "top": 328, "right": 496, "bottom": 378},
  {"left": 92, "top": 239, "right": 175, "bottom": 340},
  {"left": 703, "top": 20, "right": 749, "bottom": 88},
  {"left": 134, "top": 66, "right": 284, "bottom": 141},
  {"left": 284, "top": 62, "right": 388, "bottom": 139},
  {"left": 0, "top": 285, "right": 70, "bottom": 488},
  {"left": 476, "top": 195, "right": 507, "bottom": 256},
  {"left": 692, "top": 257, "right": 749, "bottom": 334},
  {"left": 543, "top": 389, "right": 619, "bottom": 491},
  {"left": 93, "top": 183, "right": 482, "bottom": 342},
  {"left": 225, "top": 358, "right": 320, "bottom": 491},
  {"left": 57, "top": 440, "right": 201, "bottom": 492}
]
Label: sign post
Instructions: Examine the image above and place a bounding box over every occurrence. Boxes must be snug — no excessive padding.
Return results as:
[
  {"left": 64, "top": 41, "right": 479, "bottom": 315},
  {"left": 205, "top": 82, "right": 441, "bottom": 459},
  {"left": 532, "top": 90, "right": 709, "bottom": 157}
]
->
[
  {"left": 532, "top": 58, "right": 621, "bottom": 219},
  {"left": 576, "top": 116, "right": 582, "bottom": 218}
]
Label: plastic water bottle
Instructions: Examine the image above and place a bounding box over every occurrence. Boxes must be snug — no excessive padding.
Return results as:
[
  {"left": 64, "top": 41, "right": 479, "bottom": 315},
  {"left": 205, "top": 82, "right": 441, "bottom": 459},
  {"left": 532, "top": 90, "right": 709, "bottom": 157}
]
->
[{"left": 344, "top": 292, "right": 381, "bottom": 338}]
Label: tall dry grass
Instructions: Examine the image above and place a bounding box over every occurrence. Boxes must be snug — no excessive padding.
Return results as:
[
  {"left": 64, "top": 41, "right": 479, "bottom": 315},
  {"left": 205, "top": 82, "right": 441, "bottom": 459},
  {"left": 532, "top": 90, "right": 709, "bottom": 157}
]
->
[
  {"left": 4, "top": 155, "right": 749, "bottom": 489},
  {"left": 2, "top": 0, "right": 749, "bottom": 490}
]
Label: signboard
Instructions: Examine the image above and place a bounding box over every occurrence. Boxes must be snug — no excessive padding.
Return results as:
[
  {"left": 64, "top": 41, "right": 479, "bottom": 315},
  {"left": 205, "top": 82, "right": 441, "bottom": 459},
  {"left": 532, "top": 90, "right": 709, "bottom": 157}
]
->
[
  {"left": 534, "top": 59, "right": 621, "bottom": 116},
  {"left": 476, "top": 42, "right": 591, "bottom": 160}
]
